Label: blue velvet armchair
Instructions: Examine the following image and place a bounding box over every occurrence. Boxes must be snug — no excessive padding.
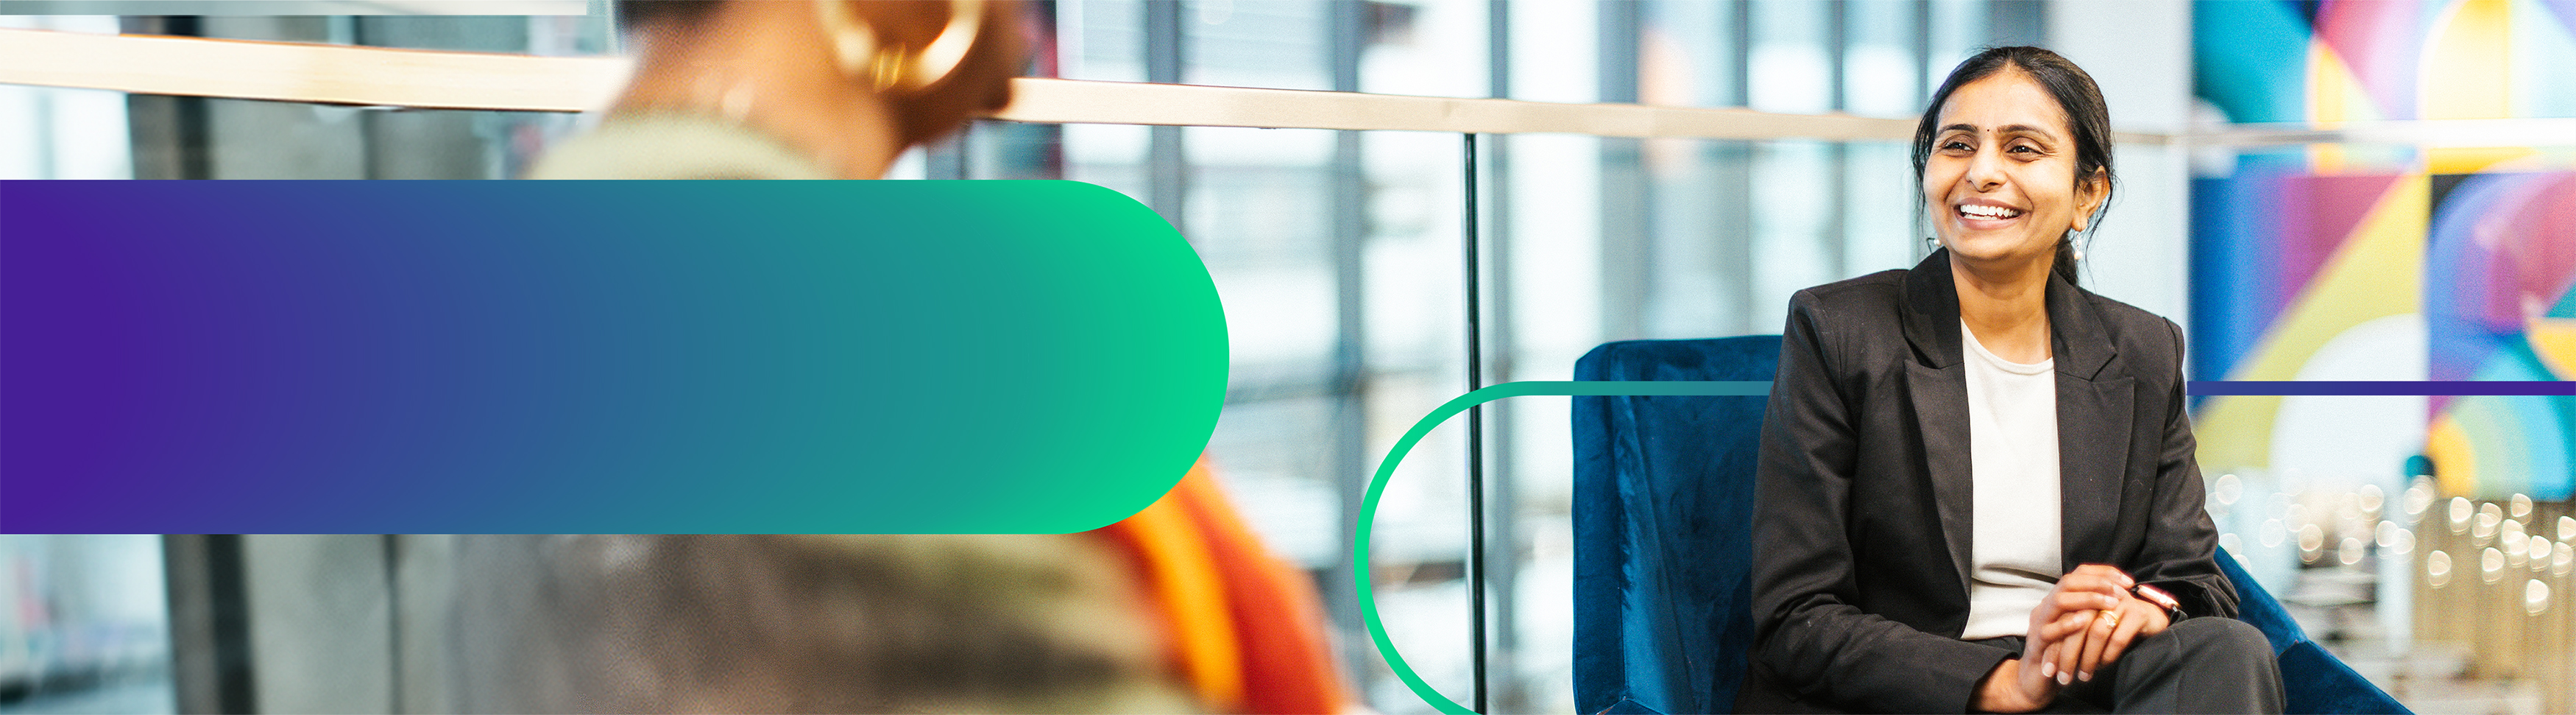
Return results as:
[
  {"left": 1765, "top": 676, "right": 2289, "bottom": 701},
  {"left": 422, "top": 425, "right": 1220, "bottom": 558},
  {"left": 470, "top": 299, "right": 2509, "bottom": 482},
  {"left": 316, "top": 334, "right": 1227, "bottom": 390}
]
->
[{"left": 1571, "top": 336, "right": 2408, "bottom": 715}]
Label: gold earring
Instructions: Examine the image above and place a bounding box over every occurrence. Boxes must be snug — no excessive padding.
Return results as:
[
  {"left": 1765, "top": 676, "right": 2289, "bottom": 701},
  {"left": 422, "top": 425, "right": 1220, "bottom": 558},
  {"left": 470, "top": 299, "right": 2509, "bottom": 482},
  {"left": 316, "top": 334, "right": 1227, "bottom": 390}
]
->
[
  {"left": 817, "top": 1, "right": 882, "bottom": 78},
  {"left": 868, "top": 50, "right": 910, "bottom": 93},
  {"left": 818, "top": 0, "right": 984, "bottom": 93},
  {"left": 907, "top": 0, "right": 986, "bottom": 90}
]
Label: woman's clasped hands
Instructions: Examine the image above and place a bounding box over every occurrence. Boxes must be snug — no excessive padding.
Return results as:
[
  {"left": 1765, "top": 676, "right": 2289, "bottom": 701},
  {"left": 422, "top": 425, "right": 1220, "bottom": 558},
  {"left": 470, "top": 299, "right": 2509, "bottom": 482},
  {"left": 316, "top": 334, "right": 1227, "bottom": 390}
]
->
[{"left": 1976, "top": 564, "right": 2173, "bottom": 713}]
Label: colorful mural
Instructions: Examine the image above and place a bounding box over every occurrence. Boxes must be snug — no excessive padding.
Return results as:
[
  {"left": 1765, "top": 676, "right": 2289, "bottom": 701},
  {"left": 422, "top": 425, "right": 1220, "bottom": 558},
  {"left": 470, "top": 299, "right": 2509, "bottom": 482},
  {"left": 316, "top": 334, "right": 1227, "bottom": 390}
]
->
[{"left": 2190, "top": 0, "right": 2576, "bottom": 500}]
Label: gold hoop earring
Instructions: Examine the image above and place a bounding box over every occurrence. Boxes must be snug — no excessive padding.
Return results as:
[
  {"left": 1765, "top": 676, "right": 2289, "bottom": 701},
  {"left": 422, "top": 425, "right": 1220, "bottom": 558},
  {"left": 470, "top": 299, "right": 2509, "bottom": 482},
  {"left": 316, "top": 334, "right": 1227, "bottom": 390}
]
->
[
  {"left": 906, "top": 0, "right": 986, "bottom": 90},
  {"left": 818, "top": 0, "right": 986, "bottom": 94}
]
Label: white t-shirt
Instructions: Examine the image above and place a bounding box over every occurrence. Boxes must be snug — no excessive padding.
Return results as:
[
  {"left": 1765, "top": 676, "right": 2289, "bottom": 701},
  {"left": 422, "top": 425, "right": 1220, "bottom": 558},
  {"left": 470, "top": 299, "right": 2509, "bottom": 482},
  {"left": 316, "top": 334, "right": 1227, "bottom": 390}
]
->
[{"left": 1956, "top": 320, "right": 2064, "bottom": 641}]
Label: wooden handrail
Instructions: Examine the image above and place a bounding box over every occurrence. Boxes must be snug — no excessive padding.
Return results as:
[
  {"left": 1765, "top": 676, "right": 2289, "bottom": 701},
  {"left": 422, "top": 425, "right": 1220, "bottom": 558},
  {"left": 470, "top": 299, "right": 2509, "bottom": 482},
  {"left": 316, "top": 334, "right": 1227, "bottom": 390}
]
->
[
  {"left": 0, "top": 27, "right": 2137, "bottom": 143},
  {"left": 77, "top": 27, "right": 2576, "bottom": 147}
]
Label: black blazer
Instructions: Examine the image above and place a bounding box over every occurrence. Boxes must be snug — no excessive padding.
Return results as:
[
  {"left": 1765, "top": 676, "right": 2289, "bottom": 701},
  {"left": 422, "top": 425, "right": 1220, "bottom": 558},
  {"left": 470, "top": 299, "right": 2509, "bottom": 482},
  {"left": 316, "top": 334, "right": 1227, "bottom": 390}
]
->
[{"left": 1738, "top": 250, "right": 2237, "bottom": 714}]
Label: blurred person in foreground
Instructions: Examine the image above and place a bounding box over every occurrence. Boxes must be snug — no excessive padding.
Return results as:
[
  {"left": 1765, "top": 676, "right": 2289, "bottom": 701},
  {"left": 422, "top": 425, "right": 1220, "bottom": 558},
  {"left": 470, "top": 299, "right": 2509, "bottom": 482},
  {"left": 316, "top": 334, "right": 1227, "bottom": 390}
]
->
[
  {"left": 461, "top": 462, "right": 1345, "bottom": 714},
  {"left": 502, "top": 2, "right": 1348, "bottom": 713},
  {"left": 528, "top": 0, "right": 1019, "bottom": 180}
]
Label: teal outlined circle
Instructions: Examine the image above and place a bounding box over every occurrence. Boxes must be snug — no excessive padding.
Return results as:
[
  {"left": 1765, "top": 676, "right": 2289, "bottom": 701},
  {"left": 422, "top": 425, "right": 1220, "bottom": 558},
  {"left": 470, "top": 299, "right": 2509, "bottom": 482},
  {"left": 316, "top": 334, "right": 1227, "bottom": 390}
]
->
[{"left": 1353, "top": 380, "right": 1772, "bottom": 714}]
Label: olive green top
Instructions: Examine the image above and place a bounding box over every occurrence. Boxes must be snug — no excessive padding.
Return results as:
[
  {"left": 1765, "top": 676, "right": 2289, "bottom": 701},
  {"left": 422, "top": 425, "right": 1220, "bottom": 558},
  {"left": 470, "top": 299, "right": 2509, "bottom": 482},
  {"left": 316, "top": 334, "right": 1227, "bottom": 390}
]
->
[{"left": 524, "top": 113, "right": 834, "bottom": 180}]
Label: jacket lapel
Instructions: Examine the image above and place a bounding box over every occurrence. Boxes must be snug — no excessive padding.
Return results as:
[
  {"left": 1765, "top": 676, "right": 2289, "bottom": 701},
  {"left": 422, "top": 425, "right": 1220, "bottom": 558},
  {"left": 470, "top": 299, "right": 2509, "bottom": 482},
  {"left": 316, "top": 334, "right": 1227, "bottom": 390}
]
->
[
  {"left": 1907, "top": 254, "right": 2141, "bottom": 582},
  {"left": 2048, "top": 272, "right": 2133, "bottom": 569},
  {"left": 1900, "top": 252, "right": 1975, "bottom": 591}
]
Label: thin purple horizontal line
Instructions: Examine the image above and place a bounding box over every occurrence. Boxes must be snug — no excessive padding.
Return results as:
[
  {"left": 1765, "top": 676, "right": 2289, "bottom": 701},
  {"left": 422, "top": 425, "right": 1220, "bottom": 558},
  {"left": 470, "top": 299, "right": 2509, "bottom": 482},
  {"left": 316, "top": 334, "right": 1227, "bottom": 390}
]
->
[{"left": 2187, "top": 381, "right": 2576, "bottom": 396}]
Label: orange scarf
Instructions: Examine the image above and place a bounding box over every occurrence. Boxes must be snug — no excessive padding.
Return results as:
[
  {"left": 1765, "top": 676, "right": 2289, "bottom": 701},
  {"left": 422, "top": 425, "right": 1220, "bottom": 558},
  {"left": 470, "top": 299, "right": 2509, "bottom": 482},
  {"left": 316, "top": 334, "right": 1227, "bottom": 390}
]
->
[{"left": 1091, "top": 457, "right": 1346, "bottom": 714}]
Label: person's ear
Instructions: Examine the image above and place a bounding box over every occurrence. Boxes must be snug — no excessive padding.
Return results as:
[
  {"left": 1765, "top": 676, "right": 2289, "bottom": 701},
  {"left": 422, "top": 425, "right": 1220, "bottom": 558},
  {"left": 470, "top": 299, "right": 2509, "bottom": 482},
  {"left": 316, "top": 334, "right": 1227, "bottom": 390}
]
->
[{"left": 2072, "top": 167, "right": 2108, "bottom": 233}]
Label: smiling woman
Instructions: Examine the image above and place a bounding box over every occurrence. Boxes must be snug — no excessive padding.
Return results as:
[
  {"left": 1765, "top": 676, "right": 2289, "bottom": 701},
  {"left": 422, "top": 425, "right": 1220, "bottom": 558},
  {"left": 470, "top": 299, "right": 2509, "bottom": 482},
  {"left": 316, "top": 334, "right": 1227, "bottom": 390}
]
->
[
  {"left": 1916, "top": 46, "right": 2115, "bottom": 298},
  {"left": 1740, "top": 46, "right": 2285, "bottom": 714}
]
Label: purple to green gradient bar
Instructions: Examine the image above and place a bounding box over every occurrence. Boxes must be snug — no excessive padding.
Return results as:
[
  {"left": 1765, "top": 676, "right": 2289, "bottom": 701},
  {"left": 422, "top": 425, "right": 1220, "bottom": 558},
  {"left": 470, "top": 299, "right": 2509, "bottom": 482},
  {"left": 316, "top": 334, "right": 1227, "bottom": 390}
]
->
[
  {"left": 1, "top": 180, "right": 1226, "bottom": 535},
  {"left": 2188, "top": 381, "right": 2576, "bottom": 395}
]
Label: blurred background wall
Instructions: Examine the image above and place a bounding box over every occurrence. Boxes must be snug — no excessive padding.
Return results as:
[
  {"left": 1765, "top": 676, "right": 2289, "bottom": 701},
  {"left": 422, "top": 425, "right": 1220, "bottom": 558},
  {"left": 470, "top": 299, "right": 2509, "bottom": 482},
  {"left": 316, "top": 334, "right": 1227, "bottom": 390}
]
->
[{"left": 2187, "top": 1, "right": 2576, "bottom": 711}]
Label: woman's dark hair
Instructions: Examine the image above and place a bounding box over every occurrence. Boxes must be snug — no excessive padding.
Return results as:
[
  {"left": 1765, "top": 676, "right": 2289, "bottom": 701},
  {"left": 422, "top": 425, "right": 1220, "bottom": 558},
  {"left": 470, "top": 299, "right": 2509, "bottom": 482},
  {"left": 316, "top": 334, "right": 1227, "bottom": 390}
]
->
[{"left": 1912, "top": 46, "right": 2113, "bottom": 287}]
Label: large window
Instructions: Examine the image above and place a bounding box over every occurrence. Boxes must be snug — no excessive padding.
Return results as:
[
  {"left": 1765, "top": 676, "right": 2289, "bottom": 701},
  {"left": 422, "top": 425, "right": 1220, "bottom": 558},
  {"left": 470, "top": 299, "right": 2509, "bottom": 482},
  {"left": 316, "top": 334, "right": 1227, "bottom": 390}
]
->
[
  {"left": 955, "top": 2, "right": 2051, "bottom": 710},
  {"left": 0, "top": 4, "right": 2248, "bottom": 715}
]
